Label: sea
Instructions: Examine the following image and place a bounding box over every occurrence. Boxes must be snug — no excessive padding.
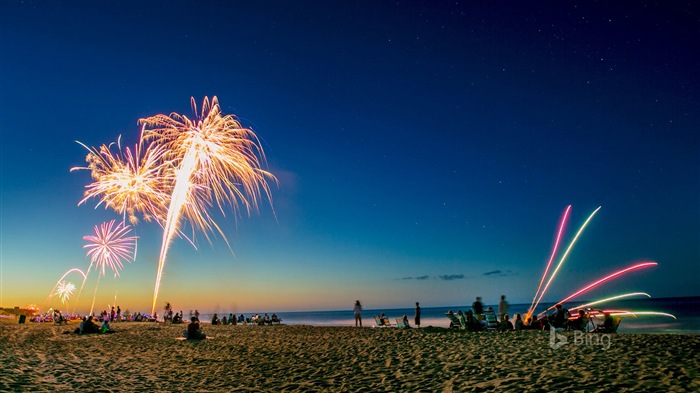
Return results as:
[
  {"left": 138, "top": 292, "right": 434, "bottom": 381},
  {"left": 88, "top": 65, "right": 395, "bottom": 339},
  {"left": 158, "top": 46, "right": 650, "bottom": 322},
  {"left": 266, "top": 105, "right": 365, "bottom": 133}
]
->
[{"left": 199, "top": 296, "right": 700, "bottom": 334}]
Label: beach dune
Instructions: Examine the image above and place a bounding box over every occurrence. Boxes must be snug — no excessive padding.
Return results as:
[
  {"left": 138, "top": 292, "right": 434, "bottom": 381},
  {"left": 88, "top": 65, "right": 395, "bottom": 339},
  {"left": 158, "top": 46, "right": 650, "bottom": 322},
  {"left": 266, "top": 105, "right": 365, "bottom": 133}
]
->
[{"left": 1, "top": 322, "right": 698, "bottom": 392}]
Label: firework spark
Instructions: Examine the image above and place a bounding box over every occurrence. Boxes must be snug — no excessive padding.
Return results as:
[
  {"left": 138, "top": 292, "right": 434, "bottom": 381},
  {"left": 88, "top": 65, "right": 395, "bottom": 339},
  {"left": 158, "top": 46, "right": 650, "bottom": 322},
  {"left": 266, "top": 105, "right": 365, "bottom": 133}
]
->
[
  {"left": 541, "top": 262, "right": 658, "bottom": 314},
  {"left": 55, "top": 281, "right": 76, "bottom": 304},
  {"left": 74, "top": 97, "right": 275, "bottom": 316},
  {"left": 606, "top": 311, "right": 677, "bottom": 319},
  {"left": 527, "top": 205, "right": 571, "bottom": 318},
  {"left": 139, "top": 96, "right": 276, "bottom": 315},
  {"left": 43, "top": 268, "right": 87, "bottom": 311},
  {"left": 83, "top": 220, "right": 138, "bottom": 276},
  {"left": 569, "top": 292, "right": 651, "bottom": 312},
  {"left": 72, "top": 136, "right": 172, "bottom": 225},
  {"left": 531, "top": 206, "right": 601, "bottom": 315}
]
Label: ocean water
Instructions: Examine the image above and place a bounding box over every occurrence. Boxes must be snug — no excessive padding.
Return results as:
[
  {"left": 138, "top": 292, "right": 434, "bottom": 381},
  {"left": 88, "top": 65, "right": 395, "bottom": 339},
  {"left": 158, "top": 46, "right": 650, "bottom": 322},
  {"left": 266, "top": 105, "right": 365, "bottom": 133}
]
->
[{"left": 199, "top": 297, "right": 700, "bottom": 333}]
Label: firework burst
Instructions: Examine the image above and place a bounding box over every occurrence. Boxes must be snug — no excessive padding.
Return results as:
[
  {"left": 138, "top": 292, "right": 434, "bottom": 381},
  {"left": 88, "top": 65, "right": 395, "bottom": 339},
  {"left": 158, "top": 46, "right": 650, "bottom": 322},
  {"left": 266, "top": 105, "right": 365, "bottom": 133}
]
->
[
  {"left": 72, "top": 136, "right": 172, "bottom": 225},
  {"left": 139, "top": 96, "right": 276, "bottom": 315},
  {"left": 55, "top": 281, "right": 76, "bottom": 304},
  {"left": 42, "top": 268, "right": 86, "bottom": 312},
  {"left": 83, "top": 220, "right": 138, "bottom": 276},
  {"left": 74, "top": 97, "right": 275, "bottom": 316}
]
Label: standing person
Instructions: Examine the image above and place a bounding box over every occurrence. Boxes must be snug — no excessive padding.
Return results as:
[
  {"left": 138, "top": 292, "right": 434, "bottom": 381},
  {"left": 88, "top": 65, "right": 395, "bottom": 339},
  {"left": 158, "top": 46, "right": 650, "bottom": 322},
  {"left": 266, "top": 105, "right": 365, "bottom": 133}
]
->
[
  {"left": 116, "top": 306, "right": 121, "bottom": 322},
  {"left": 414, "top": 302, "right": 421, "bottom": 328},
  {"left": 353, "top": 300, "right": 363, "bottom": 327},
  {"left": 194, "top": 309, "right": 200, "bottom": 322},
  {"left": 498, "top": 295, "right": 509, "bottom": 321},
  {"left": 472, "top": 297, "right": 484, "bottom": 316}
]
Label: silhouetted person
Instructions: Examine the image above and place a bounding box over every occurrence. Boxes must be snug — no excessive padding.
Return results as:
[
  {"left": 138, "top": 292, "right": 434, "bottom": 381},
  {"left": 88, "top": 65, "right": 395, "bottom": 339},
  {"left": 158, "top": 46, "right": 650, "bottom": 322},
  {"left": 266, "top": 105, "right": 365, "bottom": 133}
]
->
[
  {"left": 354, "top": 300, "right": 363, "bottom": 327},
  {"left": 472, "top": 297, "right": 484, "bottom": 315},
  {"left": 185, "top": 316, "right": 206, "bottom": 339},
  {"left": 414, "top": 302, "right": 421, "bottom": 327}
]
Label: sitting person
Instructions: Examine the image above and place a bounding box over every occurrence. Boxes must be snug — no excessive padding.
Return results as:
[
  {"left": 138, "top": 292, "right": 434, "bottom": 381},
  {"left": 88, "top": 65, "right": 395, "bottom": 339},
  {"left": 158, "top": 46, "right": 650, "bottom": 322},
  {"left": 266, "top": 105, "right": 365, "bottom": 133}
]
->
[
  {"left": 54, "top": 310, "right": 65, "bottom": 325},
  {"left": 483, "top": 307, "right": 498, "bottom": 330},
  {"left": 401, "top": 314, "right": 411, "bottom": 328},
  {"left": 498, "top": 314, "right": 513, "bottom": 332},
  {"left": 550, "top": 304, "right": 570, "bottom": 329},
  {"left": 464, "top": 310, "right": 482, "bottom": 332},
  {"left": 271, "top": 313, "right": 281, "bottom": 324},
  {"left": 100, "top": 319, "right": 115, "bottom": 334},
  {"left": 211, "top": 313, "right": 220, "bottom": 325},
  {"left": 513, "top": 313, "right": 524, "bottom": 331},
  {"left": 568, "top": 309, "right": 588, "bottom": 331},
  {"left": 592, "top": 311, "right": 616, "bottom": 333},
  {"left": 81, "top": 316, "right": 100, "bottom": 334},
  {"left": 185, "top": 317, "right": 206, "bottom": 340},
  {"left": 172, "top": 312, "right": 182, "bottom": 324},
  {"left": 455, "top": 310, "right": 466, "bottom": 327},
  {"left": 525, "top": 314, "right": 540, "bottom": 330}
]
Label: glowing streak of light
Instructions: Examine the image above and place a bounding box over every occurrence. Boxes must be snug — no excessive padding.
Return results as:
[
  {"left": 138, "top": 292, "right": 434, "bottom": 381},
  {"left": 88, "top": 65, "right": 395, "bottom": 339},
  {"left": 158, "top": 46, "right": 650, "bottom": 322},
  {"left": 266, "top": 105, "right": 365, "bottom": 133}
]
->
[
  {"left": 541, "top": 262, "right": 658, "bottom": 314},
  {"left": 569, "top": 292, "right": 651, "bottom": 312},
  {"left": 43, "top": 268, "right": 87, "bottom": 310},
  {"left": 140, "top": 97, "right": 276, "bottom": 316},
  {"left": 607, "top": 311, "right": 677, "bottom": 319},
  {"left": 89, "top": 274, "right": 102, "bottom": 316},
  {"left": 532, "top": 206, "right": 602, "bottom": 313},
  {"left": 527, "top": 205, "right": 571, "bottom": 318}
]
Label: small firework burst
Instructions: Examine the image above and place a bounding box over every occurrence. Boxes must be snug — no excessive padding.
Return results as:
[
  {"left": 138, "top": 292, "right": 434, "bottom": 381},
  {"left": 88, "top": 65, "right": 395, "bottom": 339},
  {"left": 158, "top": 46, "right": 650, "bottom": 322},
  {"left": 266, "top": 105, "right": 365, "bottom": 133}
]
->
[
  {"left": 55, "top": 281, "right": 76, "bottom": 304},
  {"left": 83, "top": 220, "right": 137, "bottom": 276}
]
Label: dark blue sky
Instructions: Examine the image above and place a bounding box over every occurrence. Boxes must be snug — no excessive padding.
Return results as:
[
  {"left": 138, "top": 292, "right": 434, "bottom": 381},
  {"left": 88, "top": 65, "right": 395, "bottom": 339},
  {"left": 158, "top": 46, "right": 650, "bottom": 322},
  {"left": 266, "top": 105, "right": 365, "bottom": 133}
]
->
[{"left": 1, "top": 1, "right": 698, "bottom": 312}]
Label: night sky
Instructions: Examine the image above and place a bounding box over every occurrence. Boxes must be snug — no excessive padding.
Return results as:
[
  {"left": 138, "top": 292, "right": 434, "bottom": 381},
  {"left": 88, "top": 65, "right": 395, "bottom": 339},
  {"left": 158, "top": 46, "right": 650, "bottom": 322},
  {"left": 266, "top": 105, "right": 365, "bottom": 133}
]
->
[{"left": 1, "top": 1, "right": 698, "bottom": 314}]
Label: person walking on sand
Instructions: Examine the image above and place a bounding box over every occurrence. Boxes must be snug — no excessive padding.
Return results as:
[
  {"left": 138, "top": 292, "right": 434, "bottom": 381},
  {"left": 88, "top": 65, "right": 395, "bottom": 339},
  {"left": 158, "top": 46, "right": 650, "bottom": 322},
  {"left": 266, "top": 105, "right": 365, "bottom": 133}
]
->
[
  {"left": 498, "top": 295, "right": 509, "bottom": 321},
  {"left": 353, "top": 300, "right": 363, "bottom": 327},
  {"left": 414, "top": 302, "right": 421, "bottom": 328}
]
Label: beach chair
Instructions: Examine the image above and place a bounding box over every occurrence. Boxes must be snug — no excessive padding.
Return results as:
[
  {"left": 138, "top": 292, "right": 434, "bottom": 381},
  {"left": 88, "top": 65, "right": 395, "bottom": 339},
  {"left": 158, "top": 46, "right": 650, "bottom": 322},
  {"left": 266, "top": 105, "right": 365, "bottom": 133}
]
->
[
  {"left": 592, "top": 316, "right": 622, "bottom": 333},
  {"left": 396, "top": 318, "right": 408, "bottom": 328},
  {"left": 445, "top": 311, "right": 461, "bottom": 329},
  {"left": 374, "top": 315, "right": 385, "bottom": 327},
  {"left": 483, "top": 312, "right": 498, "bottom": 330},
  {"left": 381, "top": 317, "right": 392, "bottom": 327}
]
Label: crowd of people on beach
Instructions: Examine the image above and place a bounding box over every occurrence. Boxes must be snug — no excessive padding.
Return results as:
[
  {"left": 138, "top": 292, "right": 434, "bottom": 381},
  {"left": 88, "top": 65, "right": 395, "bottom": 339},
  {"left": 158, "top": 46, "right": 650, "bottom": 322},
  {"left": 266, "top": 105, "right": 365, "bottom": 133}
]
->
[
  {"left": 445, "top": 295, "right": 615, "bottom": 333},
  {"left": 180, "top": 310, "right": 283, "bottom": 340},
  {"left": 353, "top": 300, "right": 422, "bottom": 329},
  {"left": 30, "top": 306, "right": 161, "bottom": 324},
  {"left": 157, "top": 302, "right": 282, "bottom": 328},
  {"left": 353, "top": 295, "right": 616, "bottom": 333}
]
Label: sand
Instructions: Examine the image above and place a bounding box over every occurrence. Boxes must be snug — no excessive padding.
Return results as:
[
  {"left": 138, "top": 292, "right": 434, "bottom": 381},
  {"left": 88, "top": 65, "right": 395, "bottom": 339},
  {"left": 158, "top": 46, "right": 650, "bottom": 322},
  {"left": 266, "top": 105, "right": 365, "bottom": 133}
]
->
[{"left": 1, "top": 320, "right": 698, "bottom": 392}]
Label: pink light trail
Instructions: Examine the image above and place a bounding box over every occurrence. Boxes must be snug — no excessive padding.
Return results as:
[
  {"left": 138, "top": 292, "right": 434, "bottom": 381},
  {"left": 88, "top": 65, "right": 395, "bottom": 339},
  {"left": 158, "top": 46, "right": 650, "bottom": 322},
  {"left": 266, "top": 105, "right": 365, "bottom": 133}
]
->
[
  {"left": 543, "top": 261, "right": 658, "bottom": 314},
  {"left": 527, "top": 205, "right": 571, "bottom": 317}
]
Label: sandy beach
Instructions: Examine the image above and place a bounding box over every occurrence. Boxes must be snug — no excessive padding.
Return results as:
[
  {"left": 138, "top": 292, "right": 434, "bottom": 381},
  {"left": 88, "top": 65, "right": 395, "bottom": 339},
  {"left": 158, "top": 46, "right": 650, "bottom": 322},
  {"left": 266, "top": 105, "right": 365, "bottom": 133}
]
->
[{"left": 1, "top": 320, "right": 698, "bottom": 392}]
